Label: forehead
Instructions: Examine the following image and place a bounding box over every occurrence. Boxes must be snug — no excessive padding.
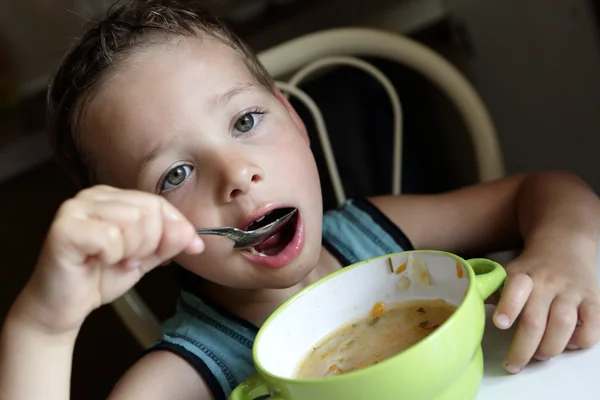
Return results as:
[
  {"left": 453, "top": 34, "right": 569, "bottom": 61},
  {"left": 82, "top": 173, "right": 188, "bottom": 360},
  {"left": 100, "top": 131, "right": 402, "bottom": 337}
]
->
[
  {"left": 80, "top": 36, "right": 260, "bottom": 186},
  {"left": 92, "top": 36, "right": 256, "bottom": 125}
]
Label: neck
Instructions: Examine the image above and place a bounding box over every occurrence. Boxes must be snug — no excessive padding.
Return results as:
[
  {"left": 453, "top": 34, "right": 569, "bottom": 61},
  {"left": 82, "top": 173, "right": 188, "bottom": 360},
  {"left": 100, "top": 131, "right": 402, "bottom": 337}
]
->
[{"left": 198, "top": 246, "right": 341, "bottom": 327}]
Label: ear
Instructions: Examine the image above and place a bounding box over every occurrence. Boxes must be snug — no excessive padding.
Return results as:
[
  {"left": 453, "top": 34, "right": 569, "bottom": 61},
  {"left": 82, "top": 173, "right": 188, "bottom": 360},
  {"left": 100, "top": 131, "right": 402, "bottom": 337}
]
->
[{"left": 274, "top": 87, "right": 309, "bottom": 141}]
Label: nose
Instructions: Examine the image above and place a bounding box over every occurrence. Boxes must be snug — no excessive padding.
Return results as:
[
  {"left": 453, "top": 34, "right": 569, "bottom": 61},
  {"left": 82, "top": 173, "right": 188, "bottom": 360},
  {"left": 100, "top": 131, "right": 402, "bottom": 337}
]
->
[{"left": 216, "top": 151, "right": 264, "bottom": 202}]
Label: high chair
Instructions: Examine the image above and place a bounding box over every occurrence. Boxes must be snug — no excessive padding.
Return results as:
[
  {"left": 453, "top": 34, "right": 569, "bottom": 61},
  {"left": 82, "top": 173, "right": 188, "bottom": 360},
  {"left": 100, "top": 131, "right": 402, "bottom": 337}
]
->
[{"left": 111, "top": 27, "right": 505, "bottom": 349}]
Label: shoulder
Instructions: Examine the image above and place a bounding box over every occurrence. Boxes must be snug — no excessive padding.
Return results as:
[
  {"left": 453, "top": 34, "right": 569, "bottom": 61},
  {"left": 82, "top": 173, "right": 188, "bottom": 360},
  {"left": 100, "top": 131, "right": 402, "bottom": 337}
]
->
[
  {"left": 143, "top": 291, "right": 258, "bottom": 399},
  {"left": 367, "top": 194, "right": 450, "bottom": 251},
  {"left": 322, "top": 198, "right": 414, "bottom": 264},
  {"left": 109, "top": 350, "right": 214, "bottom": 400}
]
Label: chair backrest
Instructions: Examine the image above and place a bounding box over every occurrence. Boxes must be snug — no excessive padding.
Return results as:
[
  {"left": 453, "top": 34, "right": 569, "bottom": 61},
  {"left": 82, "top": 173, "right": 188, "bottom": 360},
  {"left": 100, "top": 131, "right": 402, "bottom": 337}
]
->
[{"left": 111, "top": 27, "right": 505, "bottom": 349}]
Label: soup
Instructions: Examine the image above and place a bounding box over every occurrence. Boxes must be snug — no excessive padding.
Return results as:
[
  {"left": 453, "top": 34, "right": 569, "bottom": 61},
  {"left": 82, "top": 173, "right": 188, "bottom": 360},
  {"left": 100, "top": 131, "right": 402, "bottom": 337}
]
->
[{"left": 296, "top": 299, "right": 456, "bottom": 378}]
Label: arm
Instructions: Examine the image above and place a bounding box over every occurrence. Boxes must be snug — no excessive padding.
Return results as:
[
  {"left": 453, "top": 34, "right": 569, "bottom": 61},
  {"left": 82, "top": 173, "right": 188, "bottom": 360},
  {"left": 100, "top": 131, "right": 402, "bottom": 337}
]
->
[
  {"left": 109, "top": 351, "right": 214, "bottom": 400},
  {"left": 0, "top": 305, "right": 75, "bottom": 400},
  {"left": 0, "top": 311, "right": 213, "bottom": 400},
  {"left": 369, "top": 173, "right": 527, "bottom": 255},
  {"left": 370, "top": 171, "right": 600, "bottom": 257},
  {"left": 0, "top": 186, "right": 205, "bottom": 399},
  {"left": 512, "top": 171, "right": 599, "bottom": 261},
  {"left": 370, "top": 171, "right": 600, "bottom": 371}
]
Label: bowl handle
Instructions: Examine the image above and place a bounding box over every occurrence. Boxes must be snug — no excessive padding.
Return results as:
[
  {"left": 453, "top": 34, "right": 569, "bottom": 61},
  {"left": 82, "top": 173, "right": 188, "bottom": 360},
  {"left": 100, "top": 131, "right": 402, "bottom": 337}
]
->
[
  {"left": 229, "top": 372, "right": 284, "bottom": 400},
  {"left": 467, "top": 258, "right": 506, "bottom": 300}
]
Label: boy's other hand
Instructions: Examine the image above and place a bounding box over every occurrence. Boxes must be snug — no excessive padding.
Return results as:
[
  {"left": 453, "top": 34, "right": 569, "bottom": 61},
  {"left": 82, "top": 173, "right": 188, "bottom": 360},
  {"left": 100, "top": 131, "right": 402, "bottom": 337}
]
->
[
  {"left": 14, "top": 185, "right": 204, "bottom": 337},
  {"left": 492, "top": 248, "right": 600, "bottom": 374}
]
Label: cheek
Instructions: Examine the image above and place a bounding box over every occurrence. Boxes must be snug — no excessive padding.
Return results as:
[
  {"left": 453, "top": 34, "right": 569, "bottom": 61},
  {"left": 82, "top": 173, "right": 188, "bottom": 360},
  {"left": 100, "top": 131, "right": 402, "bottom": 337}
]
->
[
  {"left": 268, "top": 131, "right": 318, "bottom": 180},
  {"left": 268, "top": 135, "right": 323, "bottom": 224},
  {"left": 287, "top": 146, "right": 321, "bottom": 195},
  {"left": 174, "top": 192, "right": 218, "bottom": 226}
]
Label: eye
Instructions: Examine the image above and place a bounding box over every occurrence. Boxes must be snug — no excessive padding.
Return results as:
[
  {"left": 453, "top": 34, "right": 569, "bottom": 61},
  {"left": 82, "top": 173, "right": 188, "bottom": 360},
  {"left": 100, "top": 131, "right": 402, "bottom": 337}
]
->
[
  {"left": 160, "top": 164, "right": 194, "bottom": 193},
  {"left": 233, "top": 110, "right": 264, "bottom": 136}
]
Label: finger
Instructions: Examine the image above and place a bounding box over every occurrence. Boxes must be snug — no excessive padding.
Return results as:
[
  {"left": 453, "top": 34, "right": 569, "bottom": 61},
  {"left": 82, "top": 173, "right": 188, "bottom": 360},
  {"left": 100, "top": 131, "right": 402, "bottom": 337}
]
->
[
  {"left": 494, "top": 273, "right": 533, "bottom": 329},
  {"left": 80, "top": 187, "right": 174, "bottom": 217},
  {"left": 86, "top": 201, "right": 151, "bottom": 260},
  {"left": 75, "top": 185, "right": 120, "bottom": 204},
  {"left": 77, "top": 185, "right": 187, "bottom": 223},
  {"left": 82, "top": 188, "right": 194, "bottom": 258},
  {"left": 91, "top": 198, "right": 166, "bottom": 261},
  {"left": 77, "top": 184, "right": 121, "bottom": 198},
  {"left": 569, "top": 299, "right": 600, "bottom": 349},
  {"left": 67, "top": 187, "right": 201, "bottom": 263},
  {"left": 118, "top": 202, "right": 202, "bottom": 269},
  {"left": 63, "top": 189, "right": 161, "bottom": 260},
  {"left": 160, "top": 201, "right": 204, "bottom": 255},
  {"left": 535, "top": 296, "right": 578, "bottom": 360},
  {"left": 503, "top": 293, "right": 551, "bottom": 374},
  {"left": 137, "top": 220, "right": 203, "bottom": 273},
  {"left": 130, "top": 202, "right": 204, "bottom": 271},
  {"left": 96, "top": 192, "right": 196, "bottom": 256},
  {"left": 51, "top": 217, "right": 125, "bottom": 266}
]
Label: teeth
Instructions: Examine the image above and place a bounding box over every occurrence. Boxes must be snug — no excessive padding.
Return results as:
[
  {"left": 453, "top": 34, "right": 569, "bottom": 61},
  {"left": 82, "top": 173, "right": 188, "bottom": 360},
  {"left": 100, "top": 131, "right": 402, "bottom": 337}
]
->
[
  {"left": 248, "top": 247, "right": 267, "bottom": 257},
  {"left": 251, "top": 210, "right": 274, "bottom": 225}
]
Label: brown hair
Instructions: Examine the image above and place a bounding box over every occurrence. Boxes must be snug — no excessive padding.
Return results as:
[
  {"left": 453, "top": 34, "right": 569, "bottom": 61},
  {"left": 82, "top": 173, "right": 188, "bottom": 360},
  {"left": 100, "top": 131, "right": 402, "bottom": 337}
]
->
[{"left": 47, "top": 0, "right": 274, "bottom": 189}]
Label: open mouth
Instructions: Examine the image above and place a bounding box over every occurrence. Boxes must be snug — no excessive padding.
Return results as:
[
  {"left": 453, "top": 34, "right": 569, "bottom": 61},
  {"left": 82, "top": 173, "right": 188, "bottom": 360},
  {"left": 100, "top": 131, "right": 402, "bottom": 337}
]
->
[{"left": 244, "top": 207, "right": 299, "bottom": 257}]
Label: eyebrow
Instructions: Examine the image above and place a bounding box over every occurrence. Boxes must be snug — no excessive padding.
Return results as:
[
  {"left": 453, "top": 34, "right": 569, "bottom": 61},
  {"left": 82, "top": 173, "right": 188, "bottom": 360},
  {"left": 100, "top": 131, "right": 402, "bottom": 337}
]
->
[
  {"left": 137, "top": 138, "right": 175, "bottom": 179},
  {"left": 216, "top": 82, "right": 256, "bottom": 106}
]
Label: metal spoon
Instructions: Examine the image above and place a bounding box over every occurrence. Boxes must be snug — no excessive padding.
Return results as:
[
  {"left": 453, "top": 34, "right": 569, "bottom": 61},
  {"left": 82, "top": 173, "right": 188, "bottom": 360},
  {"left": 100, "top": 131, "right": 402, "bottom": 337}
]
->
[{"left": 195, "top": 209, "right": 297, "bottom": 249}]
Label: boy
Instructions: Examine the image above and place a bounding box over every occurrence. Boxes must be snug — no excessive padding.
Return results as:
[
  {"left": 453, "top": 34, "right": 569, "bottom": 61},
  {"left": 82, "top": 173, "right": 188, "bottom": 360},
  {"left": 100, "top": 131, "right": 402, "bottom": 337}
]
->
[{"left": 2, "top": 1, "right": 600, "bottom": 399}]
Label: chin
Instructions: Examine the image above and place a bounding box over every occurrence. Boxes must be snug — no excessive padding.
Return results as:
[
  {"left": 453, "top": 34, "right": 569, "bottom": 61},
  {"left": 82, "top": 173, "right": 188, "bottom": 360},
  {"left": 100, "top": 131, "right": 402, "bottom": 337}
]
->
[
  {"left": 265, "top": 242, "right": 324, "bottom": 290},
  {"left": 267, "top": 265, "right": 317, "bottom": 289}
]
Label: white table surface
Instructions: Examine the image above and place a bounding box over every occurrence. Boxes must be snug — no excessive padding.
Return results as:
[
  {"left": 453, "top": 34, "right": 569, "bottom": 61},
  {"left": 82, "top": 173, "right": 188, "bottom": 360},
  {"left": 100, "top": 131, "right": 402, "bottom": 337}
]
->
[{"left": 477, "top": 249, "right": 600, "bottom": 399}]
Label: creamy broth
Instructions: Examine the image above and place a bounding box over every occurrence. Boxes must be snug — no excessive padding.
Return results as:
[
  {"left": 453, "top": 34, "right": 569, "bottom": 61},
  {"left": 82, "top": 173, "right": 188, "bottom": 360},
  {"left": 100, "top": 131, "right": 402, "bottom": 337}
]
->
[{"left": 296, "top": 299, "right": 456, "bottom": 378}]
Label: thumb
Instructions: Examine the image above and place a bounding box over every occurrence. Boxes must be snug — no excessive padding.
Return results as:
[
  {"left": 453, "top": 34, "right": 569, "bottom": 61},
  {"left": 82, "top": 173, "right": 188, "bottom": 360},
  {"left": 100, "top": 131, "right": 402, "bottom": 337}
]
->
[
  {"left": 160, "top": 201, "right": 205, "bottom": 256},
  {"left": 130, "top": 218, "right": 204, "bottom": 275},
  {"left": 158, "top": 218, "right": 204, "bottom": 262}
]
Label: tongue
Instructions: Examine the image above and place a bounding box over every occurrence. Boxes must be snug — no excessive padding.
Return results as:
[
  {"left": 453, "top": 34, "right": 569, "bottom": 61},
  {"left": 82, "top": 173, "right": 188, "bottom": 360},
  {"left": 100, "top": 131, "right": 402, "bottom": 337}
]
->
[{"left": 254, "top": 232, "right": 284, "bottom": 255}]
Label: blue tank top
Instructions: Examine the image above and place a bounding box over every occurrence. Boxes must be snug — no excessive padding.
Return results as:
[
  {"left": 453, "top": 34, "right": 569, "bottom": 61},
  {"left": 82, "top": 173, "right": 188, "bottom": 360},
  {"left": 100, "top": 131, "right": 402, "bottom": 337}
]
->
[{"left": 145, "top": 198, "right": 413, "bottom": 399}]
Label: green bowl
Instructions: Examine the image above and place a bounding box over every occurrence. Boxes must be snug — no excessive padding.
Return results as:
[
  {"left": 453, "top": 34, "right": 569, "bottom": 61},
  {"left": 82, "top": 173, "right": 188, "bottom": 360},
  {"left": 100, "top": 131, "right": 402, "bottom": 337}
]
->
[{"left": 230, "top": 250, "right": 506, "bottom": 400}]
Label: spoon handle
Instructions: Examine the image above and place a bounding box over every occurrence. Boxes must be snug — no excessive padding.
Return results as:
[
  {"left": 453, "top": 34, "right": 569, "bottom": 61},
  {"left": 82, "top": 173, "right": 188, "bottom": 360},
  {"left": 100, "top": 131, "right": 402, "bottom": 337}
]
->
[{"left": 195, "top": 227, "right": 238, "bottom": 236}]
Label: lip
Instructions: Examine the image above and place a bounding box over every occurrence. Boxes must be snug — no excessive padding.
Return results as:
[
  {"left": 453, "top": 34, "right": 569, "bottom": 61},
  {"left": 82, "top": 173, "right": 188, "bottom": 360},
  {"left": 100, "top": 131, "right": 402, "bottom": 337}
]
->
[{"left": 241, "top": 210, "right": 304, "bottom": 269}]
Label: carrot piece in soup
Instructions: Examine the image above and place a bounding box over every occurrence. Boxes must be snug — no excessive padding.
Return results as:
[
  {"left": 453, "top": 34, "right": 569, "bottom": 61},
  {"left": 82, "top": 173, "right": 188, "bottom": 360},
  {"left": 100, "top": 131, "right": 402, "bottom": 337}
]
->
[
  {"left": 395, "top": 263, "right": 407, "bottom": 274},
  {"left": 370, "top": 302, "right": 386, "bottom": 318},
  {"left": 327, "top": 364, "right": 345, "bottom": 375},
  {"left": 424, "top": 324, "right": 440, "bottom": 331},
  {"left": 456, "top": 261, "right": 464, "bottom": 279}
]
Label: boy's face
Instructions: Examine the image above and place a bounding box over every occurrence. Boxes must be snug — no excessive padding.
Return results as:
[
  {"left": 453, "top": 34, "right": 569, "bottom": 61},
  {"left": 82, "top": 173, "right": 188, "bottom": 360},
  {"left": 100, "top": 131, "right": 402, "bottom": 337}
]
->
[{"left": 80, "top": 37, "right": 324, "bottom": 289}]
